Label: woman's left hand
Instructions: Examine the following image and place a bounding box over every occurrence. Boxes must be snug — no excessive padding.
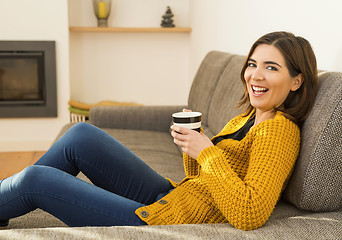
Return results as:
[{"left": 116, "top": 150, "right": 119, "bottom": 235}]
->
[{"left": 171, "top": 125, "right": 214, "bottom": 159}]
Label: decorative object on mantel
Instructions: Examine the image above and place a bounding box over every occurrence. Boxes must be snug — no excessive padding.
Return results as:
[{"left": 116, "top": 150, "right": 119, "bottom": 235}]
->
[
  {"left": 68, "top": 99, "right": 143, "bottom": 123},
  {"left": 93, "top": 0, "right": 112, "bottom": 27},
  {"left": 161, "top": 6, "right": 175, "bottom": 28}
]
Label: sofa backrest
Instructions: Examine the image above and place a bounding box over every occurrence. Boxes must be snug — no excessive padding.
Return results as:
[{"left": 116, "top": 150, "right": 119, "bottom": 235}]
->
[
  {"left": 189, "top": 51, "right": 342, "bottom": 212},
  {"left": 283, "top": 72, "right": 342, "bottom": 211},
  {"left": 207, "top": 55, "right": 246, "bottom": 135},
  {"left": 188, "top": 51, "right": 234, "bottom": 128}
]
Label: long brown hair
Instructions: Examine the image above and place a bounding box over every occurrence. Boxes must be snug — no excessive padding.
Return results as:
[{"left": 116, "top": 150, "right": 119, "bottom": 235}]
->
[{"left": 239, "top": 31, "right": 318, "bottom": 126}]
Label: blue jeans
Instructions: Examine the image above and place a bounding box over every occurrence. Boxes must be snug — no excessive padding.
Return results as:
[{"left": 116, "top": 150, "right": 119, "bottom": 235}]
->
[{"left": 0, "top": 123, "right": 173, "bottom": 227}]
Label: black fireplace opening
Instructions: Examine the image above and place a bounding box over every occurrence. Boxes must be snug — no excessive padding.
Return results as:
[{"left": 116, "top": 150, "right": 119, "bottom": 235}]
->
[{"left": 0, "top": 41, "right": 57, "bottom": 118}]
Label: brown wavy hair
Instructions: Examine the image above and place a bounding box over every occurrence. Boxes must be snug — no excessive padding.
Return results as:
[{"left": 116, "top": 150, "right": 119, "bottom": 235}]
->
[{"left": 239, "top": 31, "right": 318, "bottom": 126}]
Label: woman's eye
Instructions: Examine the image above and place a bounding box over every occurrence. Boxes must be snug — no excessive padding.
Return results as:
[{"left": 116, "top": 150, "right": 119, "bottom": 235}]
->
[
  {"left": 247, "top": 62, "right": 256, "bottom": 68},
  {"left": 267, "top": 66, "right": 278, "bottom": 71}
]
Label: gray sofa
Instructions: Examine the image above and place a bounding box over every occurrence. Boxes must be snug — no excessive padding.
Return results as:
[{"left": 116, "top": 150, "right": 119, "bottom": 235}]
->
[{"left": 1, "top": 51, "right": 341, "bottom": 239}]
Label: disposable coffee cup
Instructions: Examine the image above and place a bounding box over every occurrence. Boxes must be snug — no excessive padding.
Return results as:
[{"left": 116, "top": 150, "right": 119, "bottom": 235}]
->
[{"left": 172, "top": 112, "right": 202, "bottom": 132}]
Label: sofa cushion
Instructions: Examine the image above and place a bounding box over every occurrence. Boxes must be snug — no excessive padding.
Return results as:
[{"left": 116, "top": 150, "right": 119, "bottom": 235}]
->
[
  {"left": 6, "top": 203, "right": 342, "bottom": 238},
  {"left": 207, "top": 55, "right": 246, "bottom": 135},
  {"left": 283, "top": 72, "right": 342, "bottom": 211},
  {"left": 188, "top": 51, "right": 234, "bottom": 127},
  {"left": 101, "top": 128, "right": 180, "bottom": 156}
]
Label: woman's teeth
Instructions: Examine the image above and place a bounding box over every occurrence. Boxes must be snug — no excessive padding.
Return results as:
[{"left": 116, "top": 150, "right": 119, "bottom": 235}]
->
[{"left": 252, "top": 85, "right": 268, "bottom": 94}]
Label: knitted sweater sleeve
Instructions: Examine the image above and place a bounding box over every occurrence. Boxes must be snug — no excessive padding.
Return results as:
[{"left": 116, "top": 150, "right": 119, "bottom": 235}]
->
[
  {"left": 183, "top": 152, "right": 200, "bottom": 178},
  {"left": 196, "top": 118, "right": 300, "bottom": 230}
]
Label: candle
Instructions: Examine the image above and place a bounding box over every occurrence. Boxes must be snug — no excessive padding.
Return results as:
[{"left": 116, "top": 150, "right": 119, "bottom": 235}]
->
[{"left": 98, "top": 2, "right": 107, "bottom": 19}]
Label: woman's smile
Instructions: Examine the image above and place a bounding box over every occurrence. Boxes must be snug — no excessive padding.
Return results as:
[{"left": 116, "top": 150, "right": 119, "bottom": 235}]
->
[{"left": 251, "top": 84, "right": 269, "bottom": 96}]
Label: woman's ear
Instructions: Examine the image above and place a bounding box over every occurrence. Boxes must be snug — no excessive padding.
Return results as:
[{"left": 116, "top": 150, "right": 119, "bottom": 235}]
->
[{"left": 291, "top": 73, "right": 304, "bottom": 91}]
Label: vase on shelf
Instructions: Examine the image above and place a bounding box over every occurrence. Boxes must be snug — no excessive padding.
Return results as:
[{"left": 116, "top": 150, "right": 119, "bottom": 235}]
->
[{"left": 93, "top": 0, "right": 112, "bottom": 27}]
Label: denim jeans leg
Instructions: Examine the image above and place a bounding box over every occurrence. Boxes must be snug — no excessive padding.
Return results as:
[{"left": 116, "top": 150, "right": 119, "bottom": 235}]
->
[
  {"left": 0, "top": 165, "right": 147, "bottom": 227},
  {"left": 35, "top": 122, "right": 173, "bottom": 205}
]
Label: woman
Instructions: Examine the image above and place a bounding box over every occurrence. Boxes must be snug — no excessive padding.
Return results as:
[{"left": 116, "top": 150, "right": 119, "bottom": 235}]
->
[{"left": 0, "top": 31, "right": 317, "bottom": 230}]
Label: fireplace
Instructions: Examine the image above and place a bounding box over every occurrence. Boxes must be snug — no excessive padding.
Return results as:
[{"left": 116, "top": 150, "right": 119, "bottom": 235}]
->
[{"left": 0, "top": 41, "right": 57, "bottom": 118}]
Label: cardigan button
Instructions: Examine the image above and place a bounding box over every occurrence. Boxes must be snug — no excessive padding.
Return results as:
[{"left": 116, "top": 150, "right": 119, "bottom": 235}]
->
[
  {"left": 158, "top": 199, "right": 167, "bottom": 204},
  {"left": 140, "top": 211, "right": 149, "bottom": 218}
]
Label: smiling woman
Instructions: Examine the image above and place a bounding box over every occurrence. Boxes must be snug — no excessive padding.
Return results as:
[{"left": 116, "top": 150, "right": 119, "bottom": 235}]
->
[
  {"left": 239, "top": 31, "right": 318, "bottom": 126},
  {"left": 244, "top": 44, "right": 304, "bottom": 125}
]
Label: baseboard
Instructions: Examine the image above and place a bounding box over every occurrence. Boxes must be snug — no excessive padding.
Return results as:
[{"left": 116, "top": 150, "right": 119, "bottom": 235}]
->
[{"left": 0, "top": 140, "right": 51, "bottom": 152}]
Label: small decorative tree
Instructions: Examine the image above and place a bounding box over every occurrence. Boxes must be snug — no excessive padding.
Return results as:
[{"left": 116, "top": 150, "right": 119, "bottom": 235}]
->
[{"left": 161, "top": 6, "right": 175, "bottom": 28}]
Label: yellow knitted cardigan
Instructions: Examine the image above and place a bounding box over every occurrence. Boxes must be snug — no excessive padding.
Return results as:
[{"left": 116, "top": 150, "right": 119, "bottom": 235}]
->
[{"left": 135, "top": 111, "right": 300, "bottom": 230}]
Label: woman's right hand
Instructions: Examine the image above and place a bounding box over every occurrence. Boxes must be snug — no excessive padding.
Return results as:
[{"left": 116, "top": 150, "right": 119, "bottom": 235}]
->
[{"left": 171, "top": 108, "right": 213, "bottom": 159}]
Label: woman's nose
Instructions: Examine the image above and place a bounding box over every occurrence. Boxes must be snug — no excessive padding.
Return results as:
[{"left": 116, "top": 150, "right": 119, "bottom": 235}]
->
[{"left": 251, "top": 67, "right": 264, "bottom": 81}]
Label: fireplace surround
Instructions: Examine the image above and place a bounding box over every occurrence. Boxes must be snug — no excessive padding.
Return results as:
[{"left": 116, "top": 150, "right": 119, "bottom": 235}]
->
[{"left": 0, "top": 41, "right": 57, "bottom": 118}]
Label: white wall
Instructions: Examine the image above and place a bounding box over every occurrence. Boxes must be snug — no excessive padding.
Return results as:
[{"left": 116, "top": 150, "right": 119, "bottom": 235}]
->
[
  {"left": 189, "top": 0, "right": 342, "bottom": 81},
  {"left": 69, "top": 0, "right": 191, "bottom": 106},
  {"left": 0, "top": 0, "right": 70, "bottom": 151}
]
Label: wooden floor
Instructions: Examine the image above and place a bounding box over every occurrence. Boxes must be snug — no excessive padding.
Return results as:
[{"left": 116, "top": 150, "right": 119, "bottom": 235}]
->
[{"left": 0, "top": 151, "right": 45, "bottom": 180}]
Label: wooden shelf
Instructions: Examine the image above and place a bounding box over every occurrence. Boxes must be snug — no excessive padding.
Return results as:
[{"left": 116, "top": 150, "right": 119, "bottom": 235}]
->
[{"left": 69, "top": 27, "right": 192, "bottom": 33}]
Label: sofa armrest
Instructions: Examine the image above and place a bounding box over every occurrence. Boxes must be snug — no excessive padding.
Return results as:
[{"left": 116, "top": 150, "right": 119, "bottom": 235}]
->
[{"left": 89, "top": 105, "right": 187, "bottom": 132}]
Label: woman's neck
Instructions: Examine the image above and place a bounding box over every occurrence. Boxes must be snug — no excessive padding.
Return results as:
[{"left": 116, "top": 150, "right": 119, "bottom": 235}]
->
[{"left": 252, "top": 109, "right": 276, "bottom": 128}]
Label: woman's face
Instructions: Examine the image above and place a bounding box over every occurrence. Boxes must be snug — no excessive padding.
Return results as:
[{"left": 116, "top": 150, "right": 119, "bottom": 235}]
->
[{"left": 244, "top": 44, "right": 302, "bottom": 114}]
